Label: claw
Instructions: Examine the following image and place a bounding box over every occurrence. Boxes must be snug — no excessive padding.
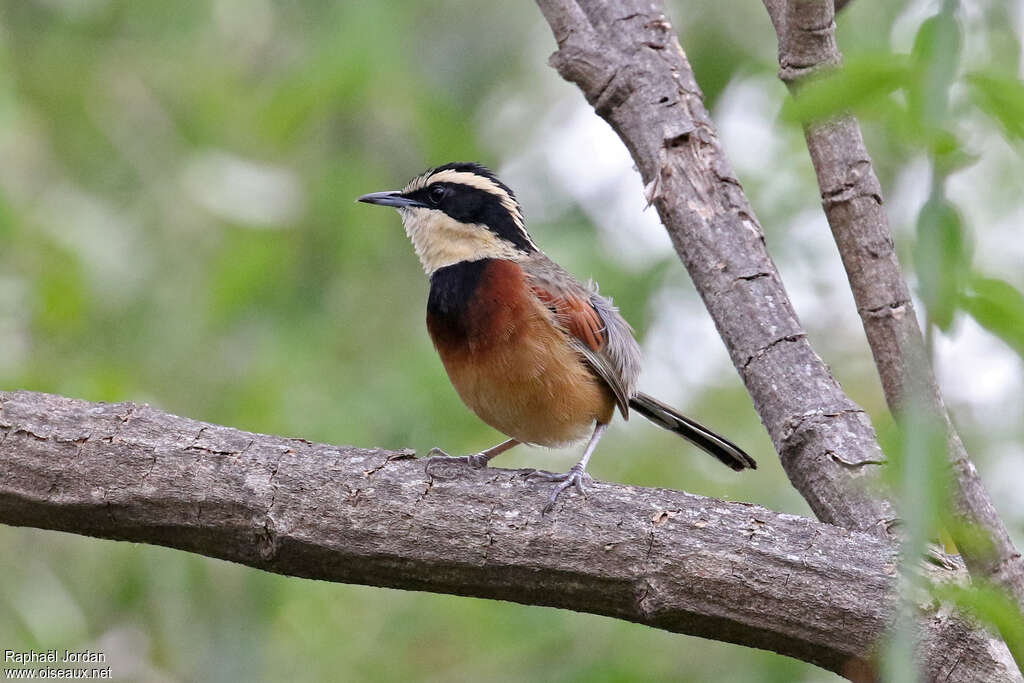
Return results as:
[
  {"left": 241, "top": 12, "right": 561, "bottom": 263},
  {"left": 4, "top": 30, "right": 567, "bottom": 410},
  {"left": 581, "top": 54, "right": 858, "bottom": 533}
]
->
[{"left": 424, "top": 448, "right": 492, "bottom": 478}]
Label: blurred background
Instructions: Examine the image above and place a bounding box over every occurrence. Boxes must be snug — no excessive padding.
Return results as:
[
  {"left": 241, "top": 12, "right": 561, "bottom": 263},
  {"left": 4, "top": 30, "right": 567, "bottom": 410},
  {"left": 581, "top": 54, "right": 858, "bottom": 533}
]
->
[{"left": 0, "top": 0, "right": 1022, "bottom": 680}]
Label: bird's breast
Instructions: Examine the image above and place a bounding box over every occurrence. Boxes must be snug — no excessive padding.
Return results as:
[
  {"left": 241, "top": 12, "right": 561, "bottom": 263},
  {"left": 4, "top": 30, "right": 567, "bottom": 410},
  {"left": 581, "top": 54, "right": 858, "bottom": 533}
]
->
[{"left": 426, "top": 258, "right": 615, "bottom": 446}]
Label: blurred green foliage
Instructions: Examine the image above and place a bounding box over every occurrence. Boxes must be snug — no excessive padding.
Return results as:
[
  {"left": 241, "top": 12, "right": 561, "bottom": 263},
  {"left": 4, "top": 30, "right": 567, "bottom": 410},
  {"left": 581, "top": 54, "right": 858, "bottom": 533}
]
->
[
  {"left": 970, "top": 71, "right": 1024, "bottom": 142},
  {"left": 0, "top": 0, "right": 1022, "bottom": 681},
  {"left": 915, "top": 196, "right": 969, "bottom": 332},
  {"left": 962, "top": 275, "right": 1024, "bottom": 359},
  {"left": 790, "top": 1, "right": 1024, "bottom": 677},
  {"left": 783, "top": 1, "right": 1024, "bottom": 357}
]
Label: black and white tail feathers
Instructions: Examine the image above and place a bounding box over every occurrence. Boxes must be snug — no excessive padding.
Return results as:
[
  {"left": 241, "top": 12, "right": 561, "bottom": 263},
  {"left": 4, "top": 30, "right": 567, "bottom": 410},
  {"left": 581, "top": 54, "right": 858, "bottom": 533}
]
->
[{"left": 628, "top": 393, "right": 756, "bottom": 471}]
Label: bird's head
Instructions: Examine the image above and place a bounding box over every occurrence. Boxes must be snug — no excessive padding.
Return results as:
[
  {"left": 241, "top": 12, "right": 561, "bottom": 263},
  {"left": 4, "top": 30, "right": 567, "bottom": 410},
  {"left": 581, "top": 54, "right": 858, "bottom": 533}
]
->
[{"left": 358, "top": 162, "right": 537, "bottom": 274}]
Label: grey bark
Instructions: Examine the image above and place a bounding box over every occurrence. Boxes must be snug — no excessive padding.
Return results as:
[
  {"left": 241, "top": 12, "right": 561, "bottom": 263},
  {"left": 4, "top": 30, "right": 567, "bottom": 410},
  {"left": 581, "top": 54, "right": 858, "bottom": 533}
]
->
[
  {"left": 1, "top": 0, "right": 1016, "bottom": 678},
  {"left": 763, "top": 0, "right": 1024, "bottom": 612},
  {"left": 532, "top": 0, "right": 899, "bottom": 540},
  {"left": 531, "top": 0, "right": 1023, "bottom": 675},
  {"left": 0, "top": 390, "right": 1019, "bottom": 681}
]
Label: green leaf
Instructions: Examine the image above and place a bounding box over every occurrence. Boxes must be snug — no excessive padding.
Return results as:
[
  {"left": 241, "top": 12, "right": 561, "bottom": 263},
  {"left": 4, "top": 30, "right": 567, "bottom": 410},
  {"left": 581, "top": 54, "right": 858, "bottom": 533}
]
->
[
  {"left": 913, "top": 198, "right": 971, "bottom": 331},
  {"left": 910, "top": 12, "right": 961, "bottom": 96},
  {"left": 969, "top": 71, "right": 1024, "bottom": 142},
  {"left": 904, "top": 10, "right": 962, "bottom": 157},
  {"left": 961, "top": 274, "right": 1024, "bottom": 357},
  {"left": 930, "top": 127, "right": 977, "bottom": 176},
  {"left": 782, "top": 55, "right": 910, "bottom": 125}
]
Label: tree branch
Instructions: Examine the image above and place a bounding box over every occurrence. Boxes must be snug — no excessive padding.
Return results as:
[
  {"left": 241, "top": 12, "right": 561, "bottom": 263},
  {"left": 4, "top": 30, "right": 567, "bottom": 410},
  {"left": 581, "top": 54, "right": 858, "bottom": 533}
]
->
[
  {"left": 763, "top": 0, "right": 1024, "bottom": 611},
  {"left": 0, "top": 389, "right": 1018, "bottom": 681},
  {"left": 532, "top": 0, "right": 898, "bottom": 539}
]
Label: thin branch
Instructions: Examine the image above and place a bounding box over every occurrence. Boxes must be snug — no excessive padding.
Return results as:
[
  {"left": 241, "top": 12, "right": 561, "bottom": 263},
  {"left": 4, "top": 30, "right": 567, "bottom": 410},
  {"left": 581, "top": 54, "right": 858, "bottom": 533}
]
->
[
  {"left": 0, "top": 390, "right": 1019, "bottom": 681},
  {"left": 532, "top": 0, "right": 898, "bottom": 539},
  {"left": 763, "top": 0, "right": 1024, "bottom": 612}
]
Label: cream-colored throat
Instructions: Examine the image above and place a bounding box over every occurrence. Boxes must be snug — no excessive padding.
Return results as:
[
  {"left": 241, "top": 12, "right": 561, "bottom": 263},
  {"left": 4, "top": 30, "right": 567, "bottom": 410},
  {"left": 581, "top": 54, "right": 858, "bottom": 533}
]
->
[{"left": 399, "top": 207, "right": 524, "bottom": 274}]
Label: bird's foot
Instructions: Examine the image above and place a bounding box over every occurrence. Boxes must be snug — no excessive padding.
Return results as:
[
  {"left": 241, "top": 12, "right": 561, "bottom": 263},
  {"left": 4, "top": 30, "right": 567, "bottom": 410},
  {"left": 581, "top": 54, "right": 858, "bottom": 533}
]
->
[
  {"left": 424, "top": 447, "right": 492, "bottom": 478},
  {"left": 528, "top": 463, "right": 592, "bottom": 513}
]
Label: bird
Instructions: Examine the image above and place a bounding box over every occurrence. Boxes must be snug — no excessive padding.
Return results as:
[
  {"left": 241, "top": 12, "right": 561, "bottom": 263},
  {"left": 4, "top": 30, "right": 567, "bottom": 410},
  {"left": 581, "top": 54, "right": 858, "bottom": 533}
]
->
[{"left": 358, "top": 162, "right": 755, "bottom": 511}]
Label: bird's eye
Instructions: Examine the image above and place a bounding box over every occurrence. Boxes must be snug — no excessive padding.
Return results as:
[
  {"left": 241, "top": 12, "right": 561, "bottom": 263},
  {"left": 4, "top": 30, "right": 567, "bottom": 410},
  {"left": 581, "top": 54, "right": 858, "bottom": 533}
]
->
[{"left": 428, "top": 185, "right": 447, "bottom": 204}]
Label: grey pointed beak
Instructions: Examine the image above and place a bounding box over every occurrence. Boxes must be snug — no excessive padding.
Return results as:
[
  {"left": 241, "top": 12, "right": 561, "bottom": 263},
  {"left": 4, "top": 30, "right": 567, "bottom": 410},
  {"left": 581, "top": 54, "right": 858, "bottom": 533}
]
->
[{"left": 356, "top": 191, "right": 427, "bottom": 209}]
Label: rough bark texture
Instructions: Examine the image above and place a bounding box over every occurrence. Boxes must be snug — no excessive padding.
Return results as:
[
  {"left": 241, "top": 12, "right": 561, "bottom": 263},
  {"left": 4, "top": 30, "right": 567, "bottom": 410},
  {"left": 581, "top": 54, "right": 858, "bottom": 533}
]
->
[
  {"left": 764, "top": 0, "right": 1024, "bottom": 612},
  {"left": 0, "top": 390, "right": 1019, "bottom": 681},
  {"left": 532, "top": 0, "right": 899, "bottom": 541}
]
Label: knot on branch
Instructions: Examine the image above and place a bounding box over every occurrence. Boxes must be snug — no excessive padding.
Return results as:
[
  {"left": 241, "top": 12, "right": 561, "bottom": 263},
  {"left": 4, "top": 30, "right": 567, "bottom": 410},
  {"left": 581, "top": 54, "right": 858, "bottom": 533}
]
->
[
  {"left": 820, "top": 157, "right": 883, "bottom": 208},
  {"left": 550, "top": 46, "right": 640, "bottom": 115}
]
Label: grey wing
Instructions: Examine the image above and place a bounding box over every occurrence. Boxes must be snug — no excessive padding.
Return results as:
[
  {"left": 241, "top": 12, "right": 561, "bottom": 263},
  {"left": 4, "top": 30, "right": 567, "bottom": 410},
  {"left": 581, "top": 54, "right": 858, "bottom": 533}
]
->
[
  {"left": 523, "top": 254, "right": 642, "bottom": 418},
  {"left": 573, "top": 291, "right": 642, "bottom": 418}
]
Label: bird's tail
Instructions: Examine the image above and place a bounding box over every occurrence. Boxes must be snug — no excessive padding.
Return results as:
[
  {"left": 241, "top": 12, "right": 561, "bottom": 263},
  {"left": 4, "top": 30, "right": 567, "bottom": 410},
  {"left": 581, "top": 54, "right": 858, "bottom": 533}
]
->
[{"left": 628, "top": 392, "right": 756, "bottom": 471}]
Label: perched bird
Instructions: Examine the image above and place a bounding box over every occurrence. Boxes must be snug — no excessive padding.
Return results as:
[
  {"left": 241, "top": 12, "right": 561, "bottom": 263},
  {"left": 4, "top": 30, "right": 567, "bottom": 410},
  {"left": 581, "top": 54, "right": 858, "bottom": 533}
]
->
[{"left": 358, "top": 162, "right": 755, "bottom": 511}]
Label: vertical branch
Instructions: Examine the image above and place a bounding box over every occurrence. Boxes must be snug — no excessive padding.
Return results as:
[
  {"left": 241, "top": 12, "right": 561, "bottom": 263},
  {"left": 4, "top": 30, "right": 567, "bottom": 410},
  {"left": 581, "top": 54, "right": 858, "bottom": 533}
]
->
[
  {"left": 534, "top": 0, "right": 899, "bottom": 539},
  {"left": 764, "top": 0, "right": 1024, "bottom": 610}
]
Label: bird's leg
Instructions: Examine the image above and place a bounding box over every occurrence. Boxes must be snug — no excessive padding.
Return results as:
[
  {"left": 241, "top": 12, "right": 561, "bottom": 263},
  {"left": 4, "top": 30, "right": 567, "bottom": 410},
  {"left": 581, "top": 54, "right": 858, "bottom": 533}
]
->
[
  {"left": 424, "top": 439, "right": 520, "bottom": 476},
  {"left": 529, "top": 423, "right": 607, "bottom": 513}
]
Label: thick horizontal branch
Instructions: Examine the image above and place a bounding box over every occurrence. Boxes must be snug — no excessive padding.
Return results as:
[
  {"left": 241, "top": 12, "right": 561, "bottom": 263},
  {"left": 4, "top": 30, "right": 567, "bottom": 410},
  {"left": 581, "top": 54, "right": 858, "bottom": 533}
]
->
[
  {"left": 0, "top": 390, "right": 1019, "bottom": 681},
  {"left": 764, "top": 0, "right": 1024, "bottom": 612}
]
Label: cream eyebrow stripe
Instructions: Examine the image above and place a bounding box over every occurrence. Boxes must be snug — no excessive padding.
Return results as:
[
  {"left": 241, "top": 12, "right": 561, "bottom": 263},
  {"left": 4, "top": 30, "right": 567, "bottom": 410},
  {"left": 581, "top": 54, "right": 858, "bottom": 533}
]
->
[{"left": 404, "top": 169, "right": 533, "bottom": 245}]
